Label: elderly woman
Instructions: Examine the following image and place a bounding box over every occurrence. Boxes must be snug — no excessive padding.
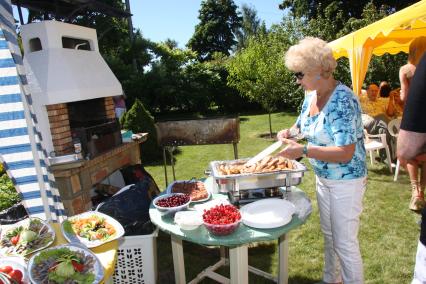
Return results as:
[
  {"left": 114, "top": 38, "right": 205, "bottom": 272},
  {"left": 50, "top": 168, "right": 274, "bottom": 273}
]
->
[{"left": 277, "top": 37, "right": 366, "bottom": 284}]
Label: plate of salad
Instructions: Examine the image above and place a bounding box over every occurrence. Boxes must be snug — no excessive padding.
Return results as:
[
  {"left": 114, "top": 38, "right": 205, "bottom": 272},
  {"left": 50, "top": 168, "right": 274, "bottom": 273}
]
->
[
  {"left": 28, "top": 244, "right": 104, "bottom": 284},
  {"left": 61, "top": 211, "right": 124, "bottom": 248},
  {"left": 0, "top": 217, "right": 55, "bottom": 257}
]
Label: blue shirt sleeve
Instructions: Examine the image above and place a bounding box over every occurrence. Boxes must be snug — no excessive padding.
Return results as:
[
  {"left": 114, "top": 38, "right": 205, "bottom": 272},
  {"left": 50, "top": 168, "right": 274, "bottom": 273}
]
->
[{"left": 326, "top": 90, "right": 358, "bottom": 147}]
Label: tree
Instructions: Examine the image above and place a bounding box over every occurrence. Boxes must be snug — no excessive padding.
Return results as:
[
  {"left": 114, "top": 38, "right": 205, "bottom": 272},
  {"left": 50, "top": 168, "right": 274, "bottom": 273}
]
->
[
  {"left": 234, "top": 4, "right": 267, "bottom": 51},
  {"left": 227, "top": 22, "right": 304, "bottom": 137},
  {"left": 187, "top": 0, "right": 242, "bottom": 61},
  {"left": 279, "top": 0, "right": 417, "bottom": 22},
  {"left": 121, "top": 99, "right": 162, "bottom": 163}
]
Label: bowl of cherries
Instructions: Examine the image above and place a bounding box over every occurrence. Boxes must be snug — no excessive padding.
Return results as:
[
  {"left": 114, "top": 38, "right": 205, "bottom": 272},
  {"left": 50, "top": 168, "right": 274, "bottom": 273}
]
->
[
  {"left": 153, "top": 193, "right": 191, "bottom": 216},
  {"left": 203, "top": 204, "right": 241, "bottom": 236}
]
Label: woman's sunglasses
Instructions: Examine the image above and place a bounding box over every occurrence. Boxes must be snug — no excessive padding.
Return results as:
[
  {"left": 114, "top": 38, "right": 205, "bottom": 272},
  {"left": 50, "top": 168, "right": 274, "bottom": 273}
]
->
[{"left": 294, "top": 72, "right": 304, "bottom": 80}]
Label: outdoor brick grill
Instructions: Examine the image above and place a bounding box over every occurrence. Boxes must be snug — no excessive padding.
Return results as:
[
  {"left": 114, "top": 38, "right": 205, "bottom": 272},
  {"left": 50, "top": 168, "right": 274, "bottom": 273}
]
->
[
  {"left": 46, "top": 97, "right": 116, "bottom": 156},
  {"left": 20, "top": 20, "right": 140, "bottom": 215}
]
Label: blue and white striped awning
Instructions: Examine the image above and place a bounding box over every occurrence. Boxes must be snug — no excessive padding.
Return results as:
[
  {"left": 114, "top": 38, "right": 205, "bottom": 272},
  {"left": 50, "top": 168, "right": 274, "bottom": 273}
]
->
[{"left": 0, "top": 1, "right": 65, "bottom": 222}]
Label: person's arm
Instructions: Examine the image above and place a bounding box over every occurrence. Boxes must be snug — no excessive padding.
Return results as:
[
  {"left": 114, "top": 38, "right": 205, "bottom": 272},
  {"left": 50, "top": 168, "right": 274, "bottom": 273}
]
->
[
  {"left": 400, "top": 65, "right": 414, "bottom": 102},
  {"left": 279, "top": 91, "right": 359, "bottom": 163},
  {"left": 386, "top": 94, "right": 396, "bottom": 117},
  {"left": 278, "top": 140, "right": 355, "bottom": 163}
]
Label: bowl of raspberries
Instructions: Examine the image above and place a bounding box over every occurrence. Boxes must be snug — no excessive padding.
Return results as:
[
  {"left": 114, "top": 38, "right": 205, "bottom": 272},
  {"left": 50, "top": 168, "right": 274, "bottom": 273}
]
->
[
  {"left": 202, "top": 204, "right": 241, "bottom": 236},
  {"left": 153, "top": 193, "right": 191, "bottom": 216}
]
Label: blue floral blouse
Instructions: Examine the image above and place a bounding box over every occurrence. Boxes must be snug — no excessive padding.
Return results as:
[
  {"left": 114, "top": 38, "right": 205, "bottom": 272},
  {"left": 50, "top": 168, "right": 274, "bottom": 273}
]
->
[{"left": 296, "top": 83, "right": 367, "bottom": 180}]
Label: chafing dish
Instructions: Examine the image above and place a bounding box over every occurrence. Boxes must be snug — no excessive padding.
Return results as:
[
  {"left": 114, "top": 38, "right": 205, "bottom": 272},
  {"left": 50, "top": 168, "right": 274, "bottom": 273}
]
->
[{"left": 209, "top": 158, "right": 307, "bottom": 193}]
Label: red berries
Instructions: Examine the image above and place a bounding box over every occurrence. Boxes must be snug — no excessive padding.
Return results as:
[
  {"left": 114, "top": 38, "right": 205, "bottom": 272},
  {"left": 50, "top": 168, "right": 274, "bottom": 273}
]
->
[
  {"left": 155, "top": 194, "right": 190, "bottom": 208},
  {"left": 203, "top": 204, "right": 241, "bottom": 236}
]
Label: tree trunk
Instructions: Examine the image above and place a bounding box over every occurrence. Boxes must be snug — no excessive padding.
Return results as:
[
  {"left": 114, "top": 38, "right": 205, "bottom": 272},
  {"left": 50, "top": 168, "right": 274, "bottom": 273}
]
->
[{"left": 268, "top": 112, "right": 273, "bottom": 138}]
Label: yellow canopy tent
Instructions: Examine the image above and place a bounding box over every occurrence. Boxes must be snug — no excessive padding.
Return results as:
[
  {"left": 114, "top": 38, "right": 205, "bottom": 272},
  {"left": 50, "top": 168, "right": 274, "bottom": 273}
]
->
[{"left": 328, "top": 0, "right": 426, "bottom": 96}]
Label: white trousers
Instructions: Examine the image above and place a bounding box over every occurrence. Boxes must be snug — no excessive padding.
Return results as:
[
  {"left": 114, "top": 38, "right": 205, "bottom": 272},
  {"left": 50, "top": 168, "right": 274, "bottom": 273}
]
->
[
  {"left": 413, "top": 240, "right": 426, "bottom": 284},
  {"left": 316, "top": 176, "right": 366, "bottom": 284}
]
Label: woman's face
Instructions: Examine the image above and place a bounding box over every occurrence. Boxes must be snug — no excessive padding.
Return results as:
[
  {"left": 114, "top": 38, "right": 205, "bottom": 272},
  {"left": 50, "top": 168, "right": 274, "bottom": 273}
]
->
[{"left": 294, "top": 71, "right": 320, "bottom": 91}]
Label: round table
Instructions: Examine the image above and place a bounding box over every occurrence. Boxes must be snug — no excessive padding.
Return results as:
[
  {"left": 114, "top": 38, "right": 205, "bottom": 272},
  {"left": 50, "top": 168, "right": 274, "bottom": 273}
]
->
[{"left": 150, "top": 186, "right": 312, "bottom": 284}]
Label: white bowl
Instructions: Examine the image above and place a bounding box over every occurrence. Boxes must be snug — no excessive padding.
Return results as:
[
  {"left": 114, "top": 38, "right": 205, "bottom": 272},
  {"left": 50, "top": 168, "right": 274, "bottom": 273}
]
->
[
  {"left": 153, "top": 193, "right": 191, "bottom": 216},
  {"left": 174, "top": 211, "right": 203, "bottom": 230}
]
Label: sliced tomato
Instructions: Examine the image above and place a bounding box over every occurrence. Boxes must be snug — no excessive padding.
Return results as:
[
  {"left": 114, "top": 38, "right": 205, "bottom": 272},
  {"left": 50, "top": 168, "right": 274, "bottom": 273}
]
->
[
  {"left": 8, "top": 269, "right": 23, "bottom": 283},
  {"left": 10, "top": 235, "right": 19, "bottom": 245},
  {"left": 0, "top": 266, "right": 13, "bottom": 274},
  {"left": 71, "top": 260, "right": 84, "bottom": 272}
]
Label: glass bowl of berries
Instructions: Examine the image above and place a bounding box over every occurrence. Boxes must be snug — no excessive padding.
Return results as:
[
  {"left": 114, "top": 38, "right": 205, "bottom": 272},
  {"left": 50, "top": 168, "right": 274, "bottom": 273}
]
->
[
  {"left": 153, "top": 193, "right": 191, "bottom": 216},
  {"left": 202, "top": 204, "right": 241, "bottom": 236}
]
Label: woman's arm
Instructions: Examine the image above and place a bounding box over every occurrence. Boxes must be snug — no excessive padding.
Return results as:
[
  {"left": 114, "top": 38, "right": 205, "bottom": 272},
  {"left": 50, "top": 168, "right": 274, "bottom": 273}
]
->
[
  {"left": 386, "top": 93, "right": 396, "bottom": 117},
  {"left": 278, "top": 139, "right": 355, "bottom": 163},
  {"left": 399, "top": 64, "right": 415, "bottom": 102}
]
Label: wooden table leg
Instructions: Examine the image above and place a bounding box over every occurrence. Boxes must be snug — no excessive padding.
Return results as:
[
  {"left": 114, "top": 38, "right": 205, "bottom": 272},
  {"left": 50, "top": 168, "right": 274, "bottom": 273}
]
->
[
  {"left": 229, "top": 245, "right": 248, "bottom": 284},
  {"left": 171, "top": 235, "right": 186, "bottom": 284},
  {"left": 278, "top": 234, "right": 289, "bottom": 284}
]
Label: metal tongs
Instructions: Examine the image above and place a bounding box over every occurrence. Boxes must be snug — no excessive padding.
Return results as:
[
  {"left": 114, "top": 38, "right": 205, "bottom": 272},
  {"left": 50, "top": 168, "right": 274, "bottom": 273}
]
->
[{"left": 245, "top": 129, "right": 304, "bottom": 167}]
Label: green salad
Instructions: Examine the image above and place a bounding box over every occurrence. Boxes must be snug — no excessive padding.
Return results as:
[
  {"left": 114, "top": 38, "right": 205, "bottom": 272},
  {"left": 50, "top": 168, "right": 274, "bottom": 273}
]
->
[
  {"left": 32, "top": 247, "right": 97, "bottom": 284},
  {"left": 0, "top": 218, "right": 54, "bottom": 256}
]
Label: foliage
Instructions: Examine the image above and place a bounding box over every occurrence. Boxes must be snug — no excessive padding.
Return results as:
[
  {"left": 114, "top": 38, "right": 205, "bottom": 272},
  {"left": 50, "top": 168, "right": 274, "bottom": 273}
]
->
[
  {"left": 0, "top": 164, "right": 21, "bottom": 212},
  {"left": 227, "top": 22, "right": 304, "bottom": 113},
  {"left": 279, "top": 0, "right": 417, "bottom": 23},
  {"left": 120, "top": 99, "right": 162, "bottom": 163},
  {"left": 234, "top": 4, "right": 267, "bottom": 51},
  {"left": 187, "top": 0, "right": 242, "bottom": 61}
]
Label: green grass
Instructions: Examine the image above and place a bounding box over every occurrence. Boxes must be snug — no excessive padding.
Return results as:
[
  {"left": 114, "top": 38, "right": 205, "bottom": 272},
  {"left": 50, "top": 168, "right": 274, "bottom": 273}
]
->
[{"left": 146, "top": 112, "right": 418, "bottom": 284}]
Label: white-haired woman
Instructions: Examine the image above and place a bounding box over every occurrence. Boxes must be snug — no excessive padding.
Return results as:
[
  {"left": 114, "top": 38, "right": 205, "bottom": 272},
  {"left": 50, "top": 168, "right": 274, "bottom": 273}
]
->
[{"left": 277, "top": 37, "right": 367, "bottom": 284}]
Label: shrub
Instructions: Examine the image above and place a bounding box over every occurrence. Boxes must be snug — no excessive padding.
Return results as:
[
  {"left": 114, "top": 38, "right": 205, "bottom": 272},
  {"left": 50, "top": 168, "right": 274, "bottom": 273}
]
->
[
  {"left": 0, "top": 164, "right": 21, "bottom": 211},
  {"left": 121, "top": 99, "right": 162, "bottom": 163}
]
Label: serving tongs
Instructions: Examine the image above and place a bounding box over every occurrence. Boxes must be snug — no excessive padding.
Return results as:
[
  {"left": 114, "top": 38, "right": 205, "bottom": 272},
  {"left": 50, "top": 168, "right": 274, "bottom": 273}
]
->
[{"left": 245, "top": 130, "right": 304, "bottom": 167}]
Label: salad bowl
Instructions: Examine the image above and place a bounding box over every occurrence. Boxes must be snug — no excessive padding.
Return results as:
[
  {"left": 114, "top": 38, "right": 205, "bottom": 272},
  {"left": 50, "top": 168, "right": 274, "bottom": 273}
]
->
[
  {"left": 28, "top": 244, "right": 104, "bottom": 284},
  {"left": 61, "top": 211, "right": 124, "bottom": 248},
  {"left": 0, "top": 217, "right": 55, "bottom": 257}
]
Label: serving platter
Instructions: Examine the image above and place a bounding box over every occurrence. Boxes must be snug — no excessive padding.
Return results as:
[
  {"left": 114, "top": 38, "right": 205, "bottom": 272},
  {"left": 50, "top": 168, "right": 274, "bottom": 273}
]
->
[
  {"left": 28, "top": 244, "right": 104, "bottom": 284},
  {"left": 240, "top": 199, "right": 295, "bottom": 229},
  {"left": 166, "top": 180, "right": 211, "bottom": 203},
  {"left": 0, "top": 217, "right": 55, "bottom": 257},
  {"left": 61, "top": 211, "right": 124, "bottom": 248}
]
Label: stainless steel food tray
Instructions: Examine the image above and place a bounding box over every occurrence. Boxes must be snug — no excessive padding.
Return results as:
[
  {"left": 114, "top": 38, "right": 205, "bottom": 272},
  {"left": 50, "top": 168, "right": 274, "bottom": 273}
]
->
[{"left": 209, "top": 158, "right": 307, "bottom": 192}]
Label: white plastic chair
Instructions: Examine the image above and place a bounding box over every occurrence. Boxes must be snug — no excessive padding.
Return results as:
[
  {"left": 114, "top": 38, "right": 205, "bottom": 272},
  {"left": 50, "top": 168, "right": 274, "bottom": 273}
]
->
[
  {"left": 388, "top": 118, "right": 401, "bottom": 181},
  {"left": 364, "top": 129, "right": 393, "bottom": 173}
]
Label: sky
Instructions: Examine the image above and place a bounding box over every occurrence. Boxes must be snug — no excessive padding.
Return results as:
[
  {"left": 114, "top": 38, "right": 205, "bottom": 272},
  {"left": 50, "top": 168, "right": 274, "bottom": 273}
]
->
[
  {"left": 130, "top": 0, "right": 285, "bottom": 48},
  {"left": 12, "top": 1, "right": 285, "bottom": 48}
]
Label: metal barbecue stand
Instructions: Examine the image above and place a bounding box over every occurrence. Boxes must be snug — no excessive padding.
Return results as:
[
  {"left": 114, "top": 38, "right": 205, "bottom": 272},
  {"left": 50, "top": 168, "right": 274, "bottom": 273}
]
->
[{"left": 155, "top": 117, "right": 240, "bottom": 185}]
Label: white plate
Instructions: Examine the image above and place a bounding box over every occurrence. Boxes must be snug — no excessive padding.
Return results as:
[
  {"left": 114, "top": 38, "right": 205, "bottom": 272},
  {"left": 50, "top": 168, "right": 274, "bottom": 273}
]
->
[
  {"left": 166, "top": 180, "right": 212, "bottom": 203},
  {"left": 240, "top": 199, "right": 295, "bottom": 229},
  {"left": 0, "top": 256, "right": 29, "bottom": 283},
  {"left": 28, "top": 244, "right": 104, "bottom": 284},
  {"left": 61, "top": 211, "right": 124, "bottom": 248},
  {"left": 0, "top": 217, "right": 55, "bottom": 257}
]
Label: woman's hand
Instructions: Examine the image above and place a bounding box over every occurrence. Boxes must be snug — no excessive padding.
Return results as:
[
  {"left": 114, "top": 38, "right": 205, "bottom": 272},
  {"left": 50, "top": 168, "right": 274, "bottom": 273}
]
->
[
  {"left": 277, "top": 128, "right": 300, "bottom": 141},
  {"left": 277, "top": 129, "right": 291, "bottom": 141},
  {"left": 277, "top": 139, "right": 304, "bottom": 160}
]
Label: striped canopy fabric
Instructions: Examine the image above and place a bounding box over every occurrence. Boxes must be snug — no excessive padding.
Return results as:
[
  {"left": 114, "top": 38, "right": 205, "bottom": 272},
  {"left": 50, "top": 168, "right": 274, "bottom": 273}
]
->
[{"left": 0, "top": 1, "right": 65, "bottom": 222}]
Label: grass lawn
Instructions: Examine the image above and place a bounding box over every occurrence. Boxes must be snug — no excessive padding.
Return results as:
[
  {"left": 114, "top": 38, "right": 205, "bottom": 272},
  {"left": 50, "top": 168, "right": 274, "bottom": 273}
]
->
[{"left": 145, "top": 112, "right": 418, "bottom": 284}]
